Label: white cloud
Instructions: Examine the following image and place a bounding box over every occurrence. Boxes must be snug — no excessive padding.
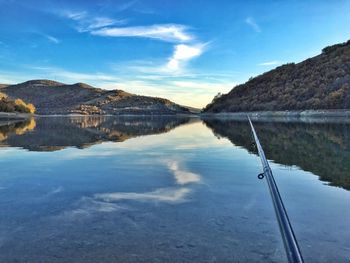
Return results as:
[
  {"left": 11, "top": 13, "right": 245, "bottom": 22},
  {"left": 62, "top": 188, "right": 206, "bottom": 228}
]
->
[
  {"left": 62, "top": 10, "right": 191, "bottom": 43},
  {"left": 112, "top": 44, "right": 206, "bottom": 74},
  {"left": 61, "top": 10, "right": 126, "bottom": 32},
  {"left": 91, "top": 24, "right": 193, "bottom": 43},
  {"left": 166, "top": 44, "right": 204, "bottom": 71},
  {"left": 245, "top": 16, "right": 261, "bottom": 33},
  {"left": 59, "top": 10, "right": 206, "bottom": 78},
  {"left": 258, "top": 60, "right": 281, "bottom": 66}
]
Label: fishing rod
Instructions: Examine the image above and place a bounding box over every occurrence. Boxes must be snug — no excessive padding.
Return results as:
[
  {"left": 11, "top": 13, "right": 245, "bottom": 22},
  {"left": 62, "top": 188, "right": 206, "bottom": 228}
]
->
[{"left": 248, "top": 116, "right": 304, "bottom": 263}]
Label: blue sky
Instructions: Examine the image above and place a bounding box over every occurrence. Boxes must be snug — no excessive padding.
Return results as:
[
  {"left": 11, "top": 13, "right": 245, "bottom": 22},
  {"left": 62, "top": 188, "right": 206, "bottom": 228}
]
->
[{"left": 0, "top": 0, "right": 350, "bottom": 108}]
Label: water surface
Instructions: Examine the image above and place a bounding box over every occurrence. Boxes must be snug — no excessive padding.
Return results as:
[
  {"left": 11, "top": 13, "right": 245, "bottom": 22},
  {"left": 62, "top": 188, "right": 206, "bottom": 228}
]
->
[{"left": 0, "top": 116, "right": 349, "bottom": 262}]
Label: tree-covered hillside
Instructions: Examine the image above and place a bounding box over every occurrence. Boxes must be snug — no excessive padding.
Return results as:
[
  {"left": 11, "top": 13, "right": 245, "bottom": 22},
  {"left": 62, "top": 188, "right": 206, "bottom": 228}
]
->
[{"left": 204, "top": 40, "right": 350, "bottom": 112}]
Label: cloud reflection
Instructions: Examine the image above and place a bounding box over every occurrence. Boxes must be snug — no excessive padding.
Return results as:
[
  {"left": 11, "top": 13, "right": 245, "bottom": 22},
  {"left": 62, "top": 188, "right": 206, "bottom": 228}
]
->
[
  {"left": 166, "top": 160, "right": 201, "bottom": 185},
  {"left": 95, "top": 187, "right": 191, "bottom": 204},
  {"left": 58, "top": 197, "right": 125, "bottom": 220},
  {"left": 47, "top": 186, "right": 64, "bottom": 195}
]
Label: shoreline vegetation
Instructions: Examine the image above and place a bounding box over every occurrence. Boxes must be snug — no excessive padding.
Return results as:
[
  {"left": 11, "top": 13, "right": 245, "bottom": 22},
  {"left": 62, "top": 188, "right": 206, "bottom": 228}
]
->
[{"left": 0, "top": 93, "right": 35, "bottom": 114}]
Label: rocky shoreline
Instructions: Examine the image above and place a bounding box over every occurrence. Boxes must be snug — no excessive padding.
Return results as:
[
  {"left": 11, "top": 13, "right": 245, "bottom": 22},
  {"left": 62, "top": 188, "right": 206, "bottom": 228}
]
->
[
  {"left": 2, "top": 109, "right": 350, "bottom": 124},
  {"left": 0, "top": 112, "right": 33, "bottom": 127},
  {"left": 200, "top": 110, "right": 350, "bottom": 123}
]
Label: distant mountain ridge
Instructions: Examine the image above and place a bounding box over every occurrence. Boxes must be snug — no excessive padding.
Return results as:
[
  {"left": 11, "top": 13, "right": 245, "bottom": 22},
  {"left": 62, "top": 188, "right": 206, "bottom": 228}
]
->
[
  {"left": 204, "top": 40, "right": 350, "bottom": 113},
  {"left": 0, "top": 80, "right": 194, "bottom": 115}
]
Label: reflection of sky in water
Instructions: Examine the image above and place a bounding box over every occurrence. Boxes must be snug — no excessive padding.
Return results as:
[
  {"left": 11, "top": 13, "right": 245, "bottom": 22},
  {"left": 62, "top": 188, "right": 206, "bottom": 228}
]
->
[
  {"left": 95, "top": 187, "right": 191, "bottom": 203},
  {"left": 0, "top": 118, "right": 349, "bottom": 262}
]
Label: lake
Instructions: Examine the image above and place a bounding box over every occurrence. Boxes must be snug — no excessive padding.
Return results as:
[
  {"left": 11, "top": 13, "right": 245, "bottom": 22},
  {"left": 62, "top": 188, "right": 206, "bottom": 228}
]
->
[{"left": 0, "top": 116, "right": 349, "bottom": 262}]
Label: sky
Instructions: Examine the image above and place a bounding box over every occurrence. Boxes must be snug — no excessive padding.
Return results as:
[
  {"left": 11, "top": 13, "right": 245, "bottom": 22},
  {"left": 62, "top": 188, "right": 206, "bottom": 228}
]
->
[{"left": 0, "top": 0, "right": 350, "bottom": 108}]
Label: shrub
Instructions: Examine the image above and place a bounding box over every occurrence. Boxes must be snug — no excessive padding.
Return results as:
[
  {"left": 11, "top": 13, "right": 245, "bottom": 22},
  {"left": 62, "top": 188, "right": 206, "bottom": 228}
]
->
[{"left": 0, "top": 98, "right": 36, "bottom": 113}]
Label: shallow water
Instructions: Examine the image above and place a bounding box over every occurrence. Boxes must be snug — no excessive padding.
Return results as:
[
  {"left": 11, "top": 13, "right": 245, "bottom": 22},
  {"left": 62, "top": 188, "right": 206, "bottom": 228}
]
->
[{"left": 0, "top": 116, "right": 349, "bottom": 262}]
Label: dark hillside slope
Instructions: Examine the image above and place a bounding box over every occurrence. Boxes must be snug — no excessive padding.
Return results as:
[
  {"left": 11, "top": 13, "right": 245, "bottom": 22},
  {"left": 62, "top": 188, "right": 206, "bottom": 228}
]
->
[
  {"left": 2, "top": 80, "right": 103, "bottom": 114},
  {"left": 204, "top": 40, "right": 350, "bottom": 112},
  {"left": 2, "top": 80, "right": 193, "bottom": 115}
]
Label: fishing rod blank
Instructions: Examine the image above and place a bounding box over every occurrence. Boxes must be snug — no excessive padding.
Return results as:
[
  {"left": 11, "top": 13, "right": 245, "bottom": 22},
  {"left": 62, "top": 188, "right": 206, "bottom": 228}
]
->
[{"left": 248, "top": 116, "right": 304, "bottom": 263}]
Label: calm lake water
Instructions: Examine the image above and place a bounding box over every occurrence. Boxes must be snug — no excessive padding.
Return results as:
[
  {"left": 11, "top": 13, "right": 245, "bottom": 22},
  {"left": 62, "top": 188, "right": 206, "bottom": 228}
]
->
[{"left": 0, "top": 116, "right": 350, "bottom": 262}]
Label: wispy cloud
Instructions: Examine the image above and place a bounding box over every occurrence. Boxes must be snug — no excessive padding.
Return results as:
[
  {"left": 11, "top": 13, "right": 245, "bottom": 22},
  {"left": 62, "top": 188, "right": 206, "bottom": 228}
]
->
[
  {"left": 109, "top": 45, "right": 206, "bottom": 76},
  {"left": 64, "top": 10, "right": 87, "bottom": 21},
  {"left": 60, "top": 9, "right": 205, "bottom": 75},
  {"left": 86, "top": 17, "right": 121, "bottom": 30},
  {"left": 62, "top": 10, "right": 192, "bottom": 43},
  {"left": 28, "top": 66, "right": 121, "bottom": 83},
  {"left": 166, "top": 44, "right": 204, "bottom": 71},
  {"left": 45, "top": 34, "right": 60, "bottom": 44},
  {"left": 116, "top": 0, "right": 138, "bottom": 12},
  {"left": 100, "top": 78, "right": 234, "bottom": 108},
  {"left": 258, "top": 60, "right": 281, "bottom": 66},
  {"left": 91, "top": 24, "right": 193, "bottom": 43},
  {"left": 245, "top": 16, "right": 261, "bottom": 33},
  {"left": 61, "top": 10, "right": 126, "bottom": 32},
  {"left": 112, "top": 44, "right": 207, "bottom": 75},
  {"left": 0, "top": 71, "right": 33, "bottom": 84}
]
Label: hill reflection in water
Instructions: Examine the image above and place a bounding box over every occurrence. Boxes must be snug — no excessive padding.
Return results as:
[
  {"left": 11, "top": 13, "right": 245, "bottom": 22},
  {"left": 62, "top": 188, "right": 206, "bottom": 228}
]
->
[
  {"left": 0, "top": 116, "right": 194, "bottom": 151},
  {"left": 2, "top": 116, "right": 350, "bottom": 191},
  {"left": 0, "top": 118, "right": 36, "bottom": 141},
  {"left": 0, "top": 116, "right": 350, "bottom": 262},
  {"left": 204, "top": 118, "right": 350, "bottom": 191}
]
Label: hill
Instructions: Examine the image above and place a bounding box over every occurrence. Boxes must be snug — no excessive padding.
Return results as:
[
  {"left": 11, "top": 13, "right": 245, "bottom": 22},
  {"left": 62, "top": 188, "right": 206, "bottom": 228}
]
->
[
  {"left": 1, "top": 80, "right": 194, "bottom": 115},
  {"left": 204, "top": 40, "right": 350, "bottom": 113}
]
